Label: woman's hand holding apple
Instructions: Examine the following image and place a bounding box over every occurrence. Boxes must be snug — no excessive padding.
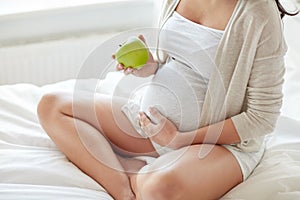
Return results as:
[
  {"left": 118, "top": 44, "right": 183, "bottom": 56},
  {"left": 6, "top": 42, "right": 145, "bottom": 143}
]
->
[{"left": 112, "top": 35, "right": 159, "bottom": 77}]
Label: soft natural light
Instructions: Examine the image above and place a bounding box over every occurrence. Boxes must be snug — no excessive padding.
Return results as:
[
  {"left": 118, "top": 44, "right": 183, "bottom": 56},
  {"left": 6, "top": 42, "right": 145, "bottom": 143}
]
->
[{"left": 0, "top": 0, "right": 142, "bottom": 16}]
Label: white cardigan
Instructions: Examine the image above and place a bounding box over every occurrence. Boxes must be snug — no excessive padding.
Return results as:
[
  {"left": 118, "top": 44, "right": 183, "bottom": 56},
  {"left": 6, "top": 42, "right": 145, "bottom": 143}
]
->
[{"left": 156, "top": 0, "right": 287, "bottom": 152}]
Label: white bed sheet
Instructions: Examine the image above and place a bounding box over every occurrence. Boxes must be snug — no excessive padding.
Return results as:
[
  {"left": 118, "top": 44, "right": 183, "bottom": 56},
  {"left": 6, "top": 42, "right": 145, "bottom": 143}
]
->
[
  {"left": 0, "top": 73, "right": 300, "bottom": 200},
  {"left": 0, "top": 80, "right": 114, "bottom": 199}
]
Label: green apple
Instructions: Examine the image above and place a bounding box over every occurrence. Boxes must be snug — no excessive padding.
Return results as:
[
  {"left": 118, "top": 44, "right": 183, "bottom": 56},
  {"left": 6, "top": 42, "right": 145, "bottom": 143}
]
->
[{"left": 115, "top": 36, "right": 149, "bottom": 69}]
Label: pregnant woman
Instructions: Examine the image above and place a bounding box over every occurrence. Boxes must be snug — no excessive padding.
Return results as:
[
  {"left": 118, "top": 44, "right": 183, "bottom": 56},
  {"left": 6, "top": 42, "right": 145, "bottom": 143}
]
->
[{"left": 37, "top": 0, "right": 297, "bottom": 199}]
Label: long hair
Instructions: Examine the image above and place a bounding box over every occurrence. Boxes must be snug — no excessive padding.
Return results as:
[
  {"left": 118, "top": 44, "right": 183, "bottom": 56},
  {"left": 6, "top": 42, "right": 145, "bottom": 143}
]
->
[{"left": 275, "top": 0, "right": 299, "bottom": 18}]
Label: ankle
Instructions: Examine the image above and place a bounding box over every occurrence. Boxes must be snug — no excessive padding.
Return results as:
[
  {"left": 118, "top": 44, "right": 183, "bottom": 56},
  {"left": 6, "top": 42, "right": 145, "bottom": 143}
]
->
[
  {"left": 113, "top": 177, "right": 136, "bottom": 200},
  {"left": 120, "top": 190, "right": 135, "bottom": 200}
]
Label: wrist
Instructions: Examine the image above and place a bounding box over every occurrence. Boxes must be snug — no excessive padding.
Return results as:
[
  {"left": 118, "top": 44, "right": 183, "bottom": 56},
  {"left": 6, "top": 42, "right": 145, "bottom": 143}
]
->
[
  {"left": 173, "top": 131, "right": 196, "bottom": 149},
  {"left": 152, "top": 62, "right": 159, "bottom": 74}
]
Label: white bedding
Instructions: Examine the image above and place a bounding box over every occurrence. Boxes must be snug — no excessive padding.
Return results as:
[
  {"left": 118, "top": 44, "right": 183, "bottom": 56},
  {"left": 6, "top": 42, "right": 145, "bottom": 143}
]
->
[
  {"left": 0, "top": 73, "right": 300, "bottom": 200},
  {"left": 0, "top": 80, "right": 113, "bottom": 199}
]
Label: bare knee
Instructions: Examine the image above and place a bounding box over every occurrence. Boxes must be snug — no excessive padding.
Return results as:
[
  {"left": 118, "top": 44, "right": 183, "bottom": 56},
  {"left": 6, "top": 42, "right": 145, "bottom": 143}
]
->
[
  {"left": 37, "top": 92, "right": 71, "bottom": 123},
  {"left": 136, "top": 170, "right": 183, "bottom": 200}
]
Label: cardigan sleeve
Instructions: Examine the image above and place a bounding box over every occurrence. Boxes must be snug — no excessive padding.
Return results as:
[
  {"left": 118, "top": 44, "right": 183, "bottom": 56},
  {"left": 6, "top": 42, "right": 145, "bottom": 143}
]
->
[{"left": 231, "top": 13, "right": 287, "bottom": 142}]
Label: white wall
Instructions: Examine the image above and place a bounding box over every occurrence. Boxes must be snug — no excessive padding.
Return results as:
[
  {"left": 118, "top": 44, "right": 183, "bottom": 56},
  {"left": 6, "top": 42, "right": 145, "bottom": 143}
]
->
[
  {"left": 0, "top": 0, "right": 161, "bottom": 85},
  {"left": 0, "top": 0, "right": 155, "bottom": 46}
]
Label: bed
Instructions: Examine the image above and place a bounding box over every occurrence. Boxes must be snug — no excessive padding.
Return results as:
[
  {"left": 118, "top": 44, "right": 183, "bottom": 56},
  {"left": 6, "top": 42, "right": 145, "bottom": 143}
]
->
[{"left": 1, "top": 13, "right": 300, "bottom": 200}]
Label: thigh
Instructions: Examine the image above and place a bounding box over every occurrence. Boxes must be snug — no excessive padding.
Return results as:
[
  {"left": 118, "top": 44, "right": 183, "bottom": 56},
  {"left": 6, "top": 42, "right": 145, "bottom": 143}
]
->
[
  {"left": 60, "top": 91, "right": 158, "bottom": 157},
  {"left": 148, "top": 144, "right": 243, "bottom": 200}
]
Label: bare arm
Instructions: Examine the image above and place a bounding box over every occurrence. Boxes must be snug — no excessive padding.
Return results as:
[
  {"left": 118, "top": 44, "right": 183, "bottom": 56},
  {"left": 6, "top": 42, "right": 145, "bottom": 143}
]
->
[
  {"left": 139, "top": 107, "right": 241, "bottom": 150},
  {"left": 175, "top": 118, "right": 241, "bottom": 149}
]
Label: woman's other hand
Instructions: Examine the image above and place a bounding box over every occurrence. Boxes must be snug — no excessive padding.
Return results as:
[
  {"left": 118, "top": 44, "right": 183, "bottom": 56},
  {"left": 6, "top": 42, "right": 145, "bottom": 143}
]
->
[
  {"left": 112, "top": 35, "right": 159, "bottom": 77},
  {"left": 138, "top": 107, "right": 185, "bottom": 149}
]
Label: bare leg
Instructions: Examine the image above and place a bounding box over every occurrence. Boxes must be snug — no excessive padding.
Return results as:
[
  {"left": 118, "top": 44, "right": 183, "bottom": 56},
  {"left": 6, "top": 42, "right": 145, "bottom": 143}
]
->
[
  {"left": 37, "top": 91, "right": 157, "bottom": 200},
  {"left": 131, "top": 144, "right": 243, "bottom": 200}
]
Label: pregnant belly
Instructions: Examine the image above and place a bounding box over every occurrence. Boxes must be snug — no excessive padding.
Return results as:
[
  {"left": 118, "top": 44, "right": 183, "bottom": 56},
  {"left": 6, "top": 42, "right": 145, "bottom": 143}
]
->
[{"left": 140, "top": 61, "right": 207, "bottom": 132}]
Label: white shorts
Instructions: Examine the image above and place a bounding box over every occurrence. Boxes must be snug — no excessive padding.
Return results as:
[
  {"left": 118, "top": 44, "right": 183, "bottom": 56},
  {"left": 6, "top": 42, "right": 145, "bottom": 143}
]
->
[{"left": 122, "top": 102, "right": 265, "bottom": 181}]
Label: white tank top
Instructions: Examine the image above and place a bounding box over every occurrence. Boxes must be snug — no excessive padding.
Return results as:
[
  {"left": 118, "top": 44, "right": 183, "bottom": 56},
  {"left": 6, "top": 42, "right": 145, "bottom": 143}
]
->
[
  {"left": 159, "top": 11, "right": 223, "bottom": 78},
  {"left": 140, "top": 11, "right": 224, "bottom": 131}
]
